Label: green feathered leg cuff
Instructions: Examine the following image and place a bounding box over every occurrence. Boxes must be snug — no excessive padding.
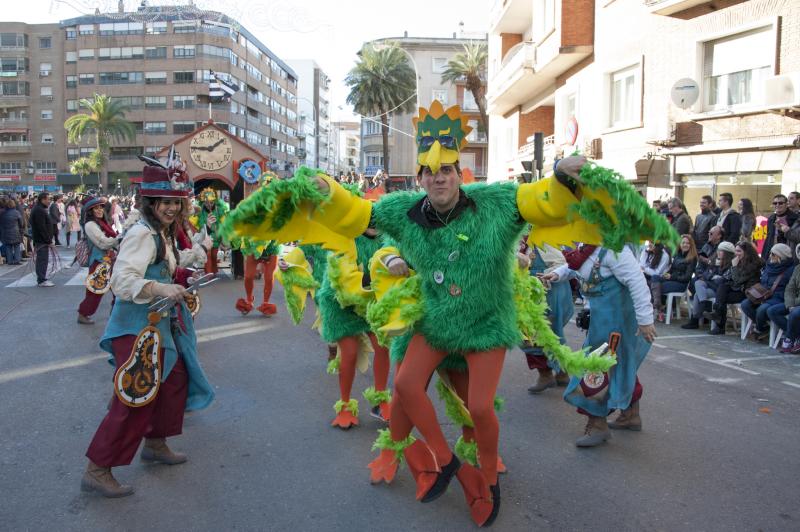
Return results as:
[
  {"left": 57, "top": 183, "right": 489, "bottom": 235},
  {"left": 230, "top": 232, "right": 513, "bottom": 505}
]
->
[
  {"left": 326, "top": 354, "right": 340, "bottom": 375},
  {"left": 454, "top": 435, "right": 478, "bottom": 466},
  {"left": 435, "top": 379, "right": 474, "bottom": 428},
  {"left": 333, "top": 398, "right": 358, "bottom": 416},
  {"left": 362, "top": 386, "right": 391, "bottom": 407},
  {"left": 371, "top": 428, "right": 415, "bottom": 463}
]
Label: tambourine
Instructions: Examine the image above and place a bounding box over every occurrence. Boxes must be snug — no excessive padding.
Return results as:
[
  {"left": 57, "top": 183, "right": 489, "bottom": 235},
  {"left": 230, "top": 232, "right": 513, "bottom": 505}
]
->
[
  {"left": 114, "top": 312, "right": 162, "bottom": 408},
  {"left": 86, "top": 257, "right": 112, "bottom": 294}
]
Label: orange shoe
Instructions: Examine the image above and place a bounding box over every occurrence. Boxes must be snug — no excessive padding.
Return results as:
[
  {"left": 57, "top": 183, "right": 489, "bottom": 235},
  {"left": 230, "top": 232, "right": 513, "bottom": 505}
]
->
[
  {"left": 456, "top": 463, "right": 495, "bottom": 526},
  {"left": 331, "top": 399, "right": 359, "bottom": 430},
  {"left": 257, "top": 302, "right": 277, "bottom": 316},
  {"left": 367, "top": 449, "right": 398, "bottom": 484},
  {"left": 235, "top": 297, "right": 253, "bottom": 315},
  {"left": 404, "top": 440, "right": 440, "bottom": 501},
  {"left": 379, "top": 401, "right": 391, "bottom": 422},
  {"left": 497, "top": 455, "right": 507, "bottom": 474}
]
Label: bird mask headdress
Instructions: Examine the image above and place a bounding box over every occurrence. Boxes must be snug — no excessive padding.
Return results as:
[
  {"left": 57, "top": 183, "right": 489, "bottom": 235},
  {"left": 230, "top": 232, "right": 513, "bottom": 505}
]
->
[
  {"left": 199, "top": 187, "right": 217, "bottom": 203},
  {"left": 414, "top": 100, "right": 472, "bottom": 175}
]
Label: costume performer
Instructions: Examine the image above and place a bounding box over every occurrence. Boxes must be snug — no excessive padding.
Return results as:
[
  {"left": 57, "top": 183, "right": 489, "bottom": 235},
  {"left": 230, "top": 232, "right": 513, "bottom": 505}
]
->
[
  {"left": 77, "top": 197, "right": 119, "bottom": 325},
  {"left": 220, "top": 101, "right": 676, "bottom": 526},
  {"left": 546, "top": 245, "right": 656, "bottom": 446},
  {"left": 197, "top": 187, "right": 228, "bottom": 274},
  {"left": 81, "top": 162, "right": 214, "bottom": 498},
  {"left": 319, "top": 233, "right": 391, "bottom": 428},
  {"left": 522, "top": 243, "right": 574, "bottom": 393},
  {"left": 234, "top": 238, "right": 279, "bottom": 316}
]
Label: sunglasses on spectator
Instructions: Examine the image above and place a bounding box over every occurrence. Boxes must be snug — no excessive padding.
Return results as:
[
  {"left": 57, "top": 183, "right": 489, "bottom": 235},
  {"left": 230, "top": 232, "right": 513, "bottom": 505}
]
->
[{"left": 773, "top": 201, "right": 786, "bottom": 205}]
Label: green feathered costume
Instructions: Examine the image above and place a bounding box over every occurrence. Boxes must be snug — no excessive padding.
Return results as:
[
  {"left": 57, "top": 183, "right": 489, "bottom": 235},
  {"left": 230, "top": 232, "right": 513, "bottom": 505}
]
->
[{"left": 197, "top": 198, "right": 229, "bottom": 248}]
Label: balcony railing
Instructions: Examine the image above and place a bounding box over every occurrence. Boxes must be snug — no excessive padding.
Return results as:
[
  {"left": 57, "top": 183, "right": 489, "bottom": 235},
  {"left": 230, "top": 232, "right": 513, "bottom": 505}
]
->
[
  {"left": 0, "top": 141, "right": 32, "bottom": 152},
  {"left": 0, "top": 117, "right": 28, "bottom": 128}
]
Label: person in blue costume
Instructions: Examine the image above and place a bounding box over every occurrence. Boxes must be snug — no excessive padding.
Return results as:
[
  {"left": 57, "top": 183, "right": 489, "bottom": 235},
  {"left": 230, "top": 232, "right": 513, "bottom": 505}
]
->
[
  {"left": 521, "top": 242, "right": 574, "bottom": 393},
  {"left": 545, "top": 245, "right": 656, "bottom": 447},
  {"left": 82, "top": 163, "right": 214, "bottom": 498}
]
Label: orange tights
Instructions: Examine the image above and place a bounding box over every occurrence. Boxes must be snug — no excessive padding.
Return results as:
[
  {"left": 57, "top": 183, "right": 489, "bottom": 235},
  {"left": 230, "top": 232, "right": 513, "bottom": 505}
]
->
[
  {"left": 337, "top": 333, "right": 390, "bottom": 402},
  {"left": 388, "top": 334, "right": 505, "bottom": 486},
  {"left": 243, "top": 255, "right": 277, "bottom": 303}
]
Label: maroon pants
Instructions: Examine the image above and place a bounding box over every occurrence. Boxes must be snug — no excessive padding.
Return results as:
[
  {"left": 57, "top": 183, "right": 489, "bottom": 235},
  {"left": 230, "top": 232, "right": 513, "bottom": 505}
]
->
[
  {"left": 78, "top": 262, "right": 106, "bottom": 318},
  {"left": 86, "top": 335, "right": 188, "bottom": 468}
]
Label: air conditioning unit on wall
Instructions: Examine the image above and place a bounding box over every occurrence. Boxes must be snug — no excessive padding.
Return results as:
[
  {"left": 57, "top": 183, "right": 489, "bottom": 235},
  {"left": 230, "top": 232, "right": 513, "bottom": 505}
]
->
[{"left": 765, "top": 73, "right": 800, "bottom": 109}]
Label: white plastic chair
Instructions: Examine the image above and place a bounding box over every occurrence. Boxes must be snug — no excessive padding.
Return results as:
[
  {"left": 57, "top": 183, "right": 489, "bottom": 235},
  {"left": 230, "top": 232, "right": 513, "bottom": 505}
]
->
[
  {"left": 664, "top": 290, "right": 689, "bottom": 325},
  {"left": 770, "top": 322, "right": 784, "bottom": 349}
]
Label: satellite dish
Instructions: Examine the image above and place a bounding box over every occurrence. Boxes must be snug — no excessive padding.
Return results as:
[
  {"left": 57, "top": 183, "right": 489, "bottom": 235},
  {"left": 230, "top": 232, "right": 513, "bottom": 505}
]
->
[{"left": 671, "top": 78, "right": 699, "bottom": 109}]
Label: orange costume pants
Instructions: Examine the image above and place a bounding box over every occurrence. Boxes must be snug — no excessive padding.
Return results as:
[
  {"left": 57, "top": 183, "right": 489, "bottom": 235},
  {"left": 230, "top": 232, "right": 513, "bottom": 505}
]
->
[
  {"left": 337, "top": 333, "right": 390, "bottom": 402},
  {"left": 389, "top": 334, "right": 505, "bottom": 486}
]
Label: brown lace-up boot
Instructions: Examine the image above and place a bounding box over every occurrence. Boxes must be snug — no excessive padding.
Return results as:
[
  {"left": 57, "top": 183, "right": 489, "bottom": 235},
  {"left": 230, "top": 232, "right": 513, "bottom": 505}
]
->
[
  {"left": 80, "top": 461, "right": 134, "bottom": 498},
  {"left": 141, "top": 438, "right": 187, "bottom": 465},
  {"left": 575, "top": 415, "right": 611, "bottom": 447},
  {"left": 608, "top": 401, "right": 642, "bottom": 431}
]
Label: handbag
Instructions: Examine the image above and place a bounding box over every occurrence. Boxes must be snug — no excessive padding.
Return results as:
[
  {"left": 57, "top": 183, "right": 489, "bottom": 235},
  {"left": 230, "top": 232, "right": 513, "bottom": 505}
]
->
[{"left": 745, "top": 272, "right": 785, "bottom": 305}]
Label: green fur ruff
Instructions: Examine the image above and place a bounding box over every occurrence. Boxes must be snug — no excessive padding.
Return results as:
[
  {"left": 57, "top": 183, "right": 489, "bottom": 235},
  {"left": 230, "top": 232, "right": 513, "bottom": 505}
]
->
[
  {"left": 317, "top": 273, "right": 371, "bottom": 343},
  {"left": 515, "top": 267, "right": 616, "bottom": 376},
  {"left": 220, "top": 166, "right": 327, "bottom": 243},
  {"left": 362, "top": 386, "right": 391, "bottom": 407},
  {"left": 435, "top": 379, "right": 474, "bottom": 428},
  {"left": 326, "top": 355, "right": 340, "bottom": 375},
  {"left": 372, "top": 183, "right": 526, "bottom": 353},
  {"left": 333, "top": 398, "right": 358, "bottom": 416},
  {"left": 278, "top": 268, "right": 318, "bottom": 325},
  {"left": 372, "top": 428, "right": 415, "bottom": 462},
  {"left": 366, "top": 274, "right": 424, "bottom": 346},
  {"left": 454, "top": 436, "right": 478, "bottom": 466},
  {"left": 494, "top": 395, "right": 505, "bottom": 413},
  {"left": 571, "top": 163, "right": 680, "bottom": 252}
]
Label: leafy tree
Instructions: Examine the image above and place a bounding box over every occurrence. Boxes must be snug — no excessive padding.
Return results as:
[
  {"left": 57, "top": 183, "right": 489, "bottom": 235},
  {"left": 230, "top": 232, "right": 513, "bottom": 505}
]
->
[
  {"left": 69, "top": 155, "right": 98, "bottom": 188},
  {"left": 441, "top": 42, "right": 489, "bottom": 136},
  {"left": 65, "top": 94, "right": 135, "bottom": 192},
  {"left": 345, "top": 43, "right": 416, "bottom": 176}
]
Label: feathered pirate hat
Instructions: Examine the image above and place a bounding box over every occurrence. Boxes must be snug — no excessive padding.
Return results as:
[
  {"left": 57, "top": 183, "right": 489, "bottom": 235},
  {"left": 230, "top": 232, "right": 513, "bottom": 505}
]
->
[
  {"left": 198, "top": 187, "right": 217, "bottom": 202},
  {"left": 414, "top": 100, "right": 473, "bottom": 175}
]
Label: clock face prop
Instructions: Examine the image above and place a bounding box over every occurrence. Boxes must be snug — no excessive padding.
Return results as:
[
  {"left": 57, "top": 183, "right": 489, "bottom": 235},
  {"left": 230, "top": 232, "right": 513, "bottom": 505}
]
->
[{"left": 190, "top": 130, "right": 233, "bottom": 172}]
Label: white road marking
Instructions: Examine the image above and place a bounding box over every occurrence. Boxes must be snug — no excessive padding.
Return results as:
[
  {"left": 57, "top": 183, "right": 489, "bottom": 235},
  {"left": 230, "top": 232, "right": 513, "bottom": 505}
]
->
[
  {"left": 782, "top": 381, "right": 800, "bottom": 389},
  {"left": 718, "top": 355, "right": 794, "bottom": 363},
  {"left": 0, "top": 321, "right": 273, "bottom": 385},
  {"left": 676, "top": 350, "right": 761, "bottom": 376},
  {"left": 652, "top": 334, "right": 708, "bottom": 340},
  {"left": 65, "top": 268, "right": 89, "bottom": 285},
  {"left": 652, "top": 343, "right": 666, "bottom": 348},
  {"left": 5, "top": 272, "right": 38, "bottom": 288}
]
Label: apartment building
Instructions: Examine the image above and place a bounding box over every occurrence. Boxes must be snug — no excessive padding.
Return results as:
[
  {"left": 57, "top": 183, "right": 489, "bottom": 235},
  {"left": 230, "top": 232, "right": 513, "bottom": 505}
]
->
[
  {"left": 331, "top": 121, "right": 360, "bottom": 175},
  {"left": 359, "top": 35, "right": 488, "bottom": 181},
  {"left": 0, "top": 4, "right": 299, "bottom": 191},
  {"left": 487, "top": 0, "right": 800, "bottom": 218},
  {"left": 287, "top": 60, "right": 332, "bottom": 173}
]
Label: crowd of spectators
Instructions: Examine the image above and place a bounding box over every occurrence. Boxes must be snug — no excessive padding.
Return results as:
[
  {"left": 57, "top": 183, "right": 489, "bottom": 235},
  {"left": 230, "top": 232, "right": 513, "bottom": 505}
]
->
[{"left": 648, "top": 191, "right": 800, "bottom": 353}]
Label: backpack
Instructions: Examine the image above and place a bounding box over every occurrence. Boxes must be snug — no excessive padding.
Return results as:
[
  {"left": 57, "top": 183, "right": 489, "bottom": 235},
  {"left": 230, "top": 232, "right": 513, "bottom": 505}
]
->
[{"left": 73, "top": 239, "right": 91, "bottom": 267}]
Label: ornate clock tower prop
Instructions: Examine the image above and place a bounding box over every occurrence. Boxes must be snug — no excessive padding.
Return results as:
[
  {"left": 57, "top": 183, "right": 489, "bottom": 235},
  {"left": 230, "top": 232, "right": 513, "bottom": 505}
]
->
[{"left": 157, "top": 121, "right": 270, "bottom": 278}]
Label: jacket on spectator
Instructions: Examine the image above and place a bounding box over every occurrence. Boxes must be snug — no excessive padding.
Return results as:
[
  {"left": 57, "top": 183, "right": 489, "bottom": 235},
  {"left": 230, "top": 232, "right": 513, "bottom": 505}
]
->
[
  {"left": 31, "top": 202, "right": 53, "bottom": 245},
  {"left": 740, "top": 214, "right": 756, "bottom": 242},
  {"left": 667, "top": 252, "right": 697, "bottom": 284},
  {"left": 0, "top": 207, "right": 23, "bottom": 244},
  {"left": 783, "top": 263, "right": 800, "bottom": 308},
  {"left": 716, "top": 209, "right": 742, "bottom": 245},
  {"left": 730, "top": 259, "right": 762, "bottom": 292},
  {"left": 639, "top": 247, "right": 670, "bottom": 277},
  {"left": 695, "top": 241, "right": 719, "bottom": 277},
  {"left": 762, "top": 211, "right": 799, "bottom": 260},
  {"left": 758, "top": 258, "right": 794, "bottom": 304},
  {"left": 693, "top": 210, "right": 717, "bottom": 248},
  {"left": 671, "top": 212, "right": 692, "bottom": 237}
]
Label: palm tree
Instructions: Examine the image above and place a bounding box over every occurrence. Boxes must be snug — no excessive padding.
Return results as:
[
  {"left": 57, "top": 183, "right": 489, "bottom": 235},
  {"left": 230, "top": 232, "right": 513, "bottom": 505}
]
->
[
  {"left": 345, "top": 43, "right": 416, "bottom": 176},
  {"left": 69, "top": 154, "right": 98, "bottom": 188},
  {"left": 65, "top": 94, "right": 135, "bottom": 192},
  {"left": 441, "top": 42, "right": 489, "bottom": 136}
]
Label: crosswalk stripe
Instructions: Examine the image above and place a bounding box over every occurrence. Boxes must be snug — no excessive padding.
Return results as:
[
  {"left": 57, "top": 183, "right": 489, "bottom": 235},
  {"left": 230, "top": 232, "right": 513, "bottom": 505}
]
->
[
  {"left": 65, "top": 268, "right": 88, "bottom": 286},
  {"left": 6, "top": 273, "right": 38, "bottom": 288}
]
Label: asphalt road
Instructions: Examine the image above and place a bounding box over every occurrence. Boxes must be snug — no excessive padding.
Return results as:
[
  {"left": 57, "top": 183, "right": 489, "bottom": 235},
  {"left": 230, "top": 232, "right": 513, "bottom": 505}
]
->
[{"left": 1, "top": 248, "right": 798, "bottom": 531}]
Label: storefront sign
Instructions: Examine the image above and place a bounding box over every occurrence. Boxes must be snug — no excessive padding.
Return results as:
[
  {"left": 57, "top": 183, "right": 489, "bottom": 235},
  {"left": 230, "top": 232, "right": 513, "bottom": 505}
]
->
[
  {"left": 753, "top": 215, "right": 769, "bottom": 254},
  {"left": 34, "top": 174, "right": 56, "bottom": 182},
  {"left": 0, "top": 174, "right": 21, "bottom": 181}
]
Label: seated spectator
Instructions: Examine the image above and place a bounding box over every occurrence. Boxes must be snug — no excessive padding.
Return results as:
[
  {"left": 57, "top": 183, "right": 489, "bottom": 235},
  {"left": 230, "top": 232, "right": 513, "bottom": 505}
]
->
[
  {"left": 639, "top": 240, "right": 670, "bottom": 314},
  {"left": 683, "top": 241, "right": 735, "bottom": 329},
  {"left": 651, "top": 235, "right": 697, "bottom": 322},
  {"left": 709, "top": 241, "right": 763, "bottom": 334},
  {"left": 768, "top": 244, "right": 800, "bottom": 353},
  {"left": 741, "top": 243, "right": 795, "bottom": 340},
  {"left": 691, "top": 225, "right": 723, "bottom": 295}
]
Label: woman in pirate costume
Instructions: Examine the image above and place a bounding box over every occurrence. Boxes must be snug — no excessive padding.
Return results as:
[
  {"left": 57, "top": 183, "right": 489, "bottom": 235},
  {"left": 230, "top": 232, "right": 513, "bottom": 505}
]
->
[
  {"left": 77, "top": 197, "right": 119, "bottom": 325},
  {"left": 81, "top": 163, "right": 213, "bottom": 498},
  {"left": 197, "top": 187, "right": 228, "bottom": 274},
  {"left": 220, "top": 101, "right": 676, "bottom": 526}
]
